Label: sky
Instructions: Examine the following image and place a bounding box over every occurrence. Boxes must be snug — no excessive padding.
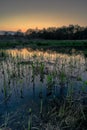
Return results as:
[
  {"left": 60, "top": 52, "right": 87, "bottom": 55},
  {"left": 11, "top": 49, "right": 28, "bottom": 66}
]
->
[{"left": 0, "top": 0, "right": 87, "bottom": 32}]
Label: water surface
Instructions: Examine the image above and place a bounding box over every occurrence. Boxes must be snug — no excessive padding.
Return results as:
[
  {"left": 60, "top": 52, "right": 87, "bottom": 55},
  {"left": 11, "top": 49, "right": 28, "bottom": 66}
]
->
[{"left": 0, "top": 48, "right": 87, "bottom": 129}]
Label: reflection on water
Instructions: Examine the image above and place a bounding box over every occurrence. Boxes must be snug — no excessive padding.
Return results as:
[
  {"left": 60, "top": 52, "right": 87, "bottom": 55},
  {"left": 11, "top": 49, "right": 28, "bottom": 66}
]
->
[{"left": 0, "top": 48, "right": 87, "bottom": 129}]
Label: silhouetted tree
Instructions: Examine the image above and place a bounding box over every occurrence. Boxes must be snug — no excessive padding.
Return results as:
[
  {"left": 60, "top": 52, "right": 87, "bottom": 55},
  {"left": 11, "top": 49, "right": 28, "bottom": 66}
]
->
[{"left": 1, "top": 25, "right": 87, "bottom": 40}]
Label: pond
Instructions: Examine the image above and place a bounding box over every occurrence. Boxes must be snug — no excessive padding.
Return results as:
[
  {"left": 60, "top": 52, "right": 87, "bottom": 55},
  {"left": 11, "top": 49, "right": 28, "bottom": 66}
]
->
[{"left": 0, "top": 48, "right": 87, "bottom": 130}]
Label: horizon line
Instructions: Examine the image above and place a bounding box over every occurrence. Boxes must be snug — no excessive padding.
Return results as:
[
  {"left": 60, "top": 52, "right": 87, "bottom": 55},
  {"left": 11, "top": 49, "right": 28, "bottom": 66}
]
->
[{"left": 0, "top": 24, "right": 87, "bottom": 32}]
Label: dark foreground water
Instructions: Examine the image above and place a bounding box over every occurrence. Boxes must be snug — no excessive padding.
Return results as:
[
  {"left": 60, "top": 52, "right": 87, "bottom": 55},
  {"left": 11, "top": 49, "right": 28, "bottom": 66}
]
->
[{"left": 0, "top": 48, "right": 87, "bottom": 130}]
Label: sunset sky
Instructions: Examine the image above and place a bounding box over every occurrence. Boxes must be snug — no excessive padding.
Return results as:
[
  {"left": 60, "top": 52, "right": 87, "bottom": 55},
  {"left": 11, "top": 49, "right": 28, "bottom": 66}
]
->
[{"left": 0, "top": 0, "right": 87, "bottom": 32}]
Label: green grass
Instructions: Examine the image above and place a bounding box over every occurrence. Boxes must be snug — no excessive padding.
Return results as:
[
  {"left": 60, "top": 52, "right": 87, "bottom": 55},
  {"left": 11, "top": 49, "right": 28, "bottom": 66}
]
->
[{"left": 0, "top": 39, "right": 87, "bottom": 49}]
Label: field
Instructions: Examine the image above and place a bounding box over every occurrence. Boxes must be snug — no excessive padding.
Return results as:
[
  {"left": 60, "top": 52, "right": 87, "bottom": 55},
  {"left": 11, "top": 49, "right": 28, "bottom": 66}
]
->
[
  {"left": 0, "top": 41, "right": 87, "bottom": 130},
  {"left": 0, "top": 39, "right": 87, "bottom": 49}
]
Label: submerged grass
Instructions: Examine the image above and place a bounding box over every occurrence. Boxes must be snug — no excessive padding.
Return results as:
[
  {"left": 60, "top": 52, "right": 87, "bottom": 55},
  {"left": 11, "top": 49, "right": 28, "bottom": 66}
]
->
[{"left": 0, "top": 48, "right": 87, "bottom": 130}]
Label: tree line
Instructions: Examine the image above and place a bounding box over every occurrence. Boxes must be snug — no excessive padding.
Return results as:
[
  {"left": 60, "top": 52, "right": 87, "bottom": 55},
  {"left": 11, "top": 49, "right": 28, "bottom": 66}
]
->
[
  {"left": 25, "top": 25, "right": 87, "bottom": 40},
  {"left": 1, "top": 25, "right": 87, "bottom": 40}
]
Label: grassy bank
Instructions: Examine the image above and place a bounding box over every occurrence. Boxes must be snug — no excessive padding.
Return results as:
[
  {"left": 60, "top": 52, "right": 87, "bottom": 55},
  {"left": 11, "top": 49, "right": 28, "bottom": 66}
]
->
[{"left": 0, "top": 39, "right": 87, "bottom": 49}]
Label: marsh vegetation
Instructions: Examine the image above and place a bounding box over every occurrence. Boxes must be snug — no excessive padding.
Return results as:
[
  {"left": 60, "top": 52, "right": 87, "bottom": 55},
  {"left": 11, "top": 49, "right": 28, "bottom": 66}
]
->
[{"left": 0, "top": 48, "right": 87, "bottom": 130}]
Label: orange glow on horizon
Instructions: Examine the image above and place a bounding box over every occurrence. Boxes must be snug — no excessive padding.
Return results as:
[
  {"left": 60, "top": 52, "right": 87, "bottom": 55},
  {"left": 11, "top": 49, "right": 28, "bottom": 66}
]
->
[
  {"left": 0, "top": 13, "right": 87, "bottom": 32},
  {"left": 1, "top": 13, "right": 86, "bottom": 32},
  {"left": 0, "top": 14, "right": 61, "bottom": 32},
  {"left": 0, "top": 0, "right": 87, "bottom": 32}
]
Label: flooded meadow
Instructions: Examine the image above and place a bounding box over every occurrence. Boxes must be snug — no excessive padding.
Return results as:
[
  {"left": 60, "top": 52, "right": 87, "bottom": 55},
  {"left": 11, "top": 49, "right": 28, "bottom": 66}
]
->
[{"left": 0, "top": 48, "right": 87, "bottom": 130}]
